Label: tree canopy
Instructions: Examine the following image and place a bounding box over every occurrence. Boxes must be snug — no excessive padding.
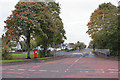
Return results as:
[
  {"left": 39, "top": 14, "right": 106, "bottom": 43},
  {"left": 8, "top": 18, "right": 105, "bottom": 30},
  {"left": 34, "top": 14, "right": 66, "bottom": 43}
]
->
[
  {"left": 87, "top": 3, "right": 119, "bottom": 56},
  {"left": 3, "top": 1, "right": 66, "bottom": 59}
]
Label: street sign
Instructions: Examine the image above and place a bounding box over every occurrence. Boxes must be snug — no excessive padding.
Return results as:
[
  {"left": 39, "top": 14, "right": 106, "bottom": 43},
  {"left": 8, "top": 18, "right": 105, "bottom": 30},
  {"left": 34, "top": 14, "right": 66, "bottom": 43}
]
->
[{"left": 62, "top": 44, "right": 65, "bottom": 47}]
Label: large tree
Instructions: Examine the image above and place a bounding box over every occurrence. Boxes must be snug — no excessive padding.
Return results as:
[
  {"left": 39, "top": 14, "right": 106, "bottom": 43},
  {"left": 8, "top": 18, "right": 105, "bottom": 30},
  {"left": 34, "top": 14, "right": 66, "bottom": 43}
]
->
[
  {"left": 87, "top": 3, "right": 119, "bottom": 56},
  {"left": 35, "top": 2, "right": 66, "bottom": 56},
  {"left": 4, "top": 2, "right": 54, "bottom": 59},
  {"left": 4, "top": 1, "right": 66, "bottom": 58}
]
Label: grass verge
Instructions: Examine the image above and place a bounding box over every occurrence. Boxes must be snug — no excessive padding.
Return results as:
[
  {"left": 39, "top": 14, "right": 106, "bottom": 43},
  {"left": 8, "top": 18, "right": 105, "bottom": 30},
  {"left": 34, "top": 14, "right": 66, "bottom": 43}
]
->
[
  {"left": 1, "top": 57, "right": 52, "bottom": 63},
  {"left": 12, "top": 53, "right": 34, "bottom": 59}
]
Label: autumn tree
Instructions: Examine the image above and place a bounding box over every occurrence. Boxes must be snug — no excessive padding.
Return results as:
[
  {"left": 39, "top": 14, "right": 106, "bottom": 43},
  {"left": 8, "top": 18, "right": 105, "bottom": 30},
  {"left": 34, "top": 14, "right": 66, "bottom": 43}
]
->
[
  {"left": 87, "top": 3, "right": 119, "bottom": 56},
  {"left": 4, "top": 2, "right": 54, "bottom": 59},
  {"left": 4, "top": 1, "right": 66, "bottom": 58}
]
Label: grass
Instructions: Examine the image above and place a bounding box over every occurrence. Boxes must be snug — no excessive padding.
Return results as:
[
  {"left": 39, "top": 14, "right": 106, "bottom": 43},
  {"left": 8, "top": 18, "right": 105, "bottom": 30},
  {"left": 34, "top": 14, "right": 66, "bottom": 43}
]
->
[
  {"left": 1, "top": 57, "right": 52, "bottom": 63},
  {"left": 75, "top": 49, "right": 84, "bottom": 52},
  {"left": 11, "top": 53, "right": 34, "bottom": 59},
  {"left": 1, "top": 53, "right": 53, "bottom": 63},
  {"left": 1, "top": 59, "right": 32, "bottom": 63}
]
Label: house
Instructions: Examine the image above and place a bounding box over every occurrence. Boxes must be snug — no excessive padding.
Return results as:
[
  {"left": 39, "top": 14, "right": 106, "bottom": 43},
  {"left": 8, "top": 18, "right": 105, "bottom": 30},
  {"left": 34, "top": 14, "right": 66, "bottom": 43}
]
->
[{"left": 10, "top": 41, "right": 22, "bottom": 52}]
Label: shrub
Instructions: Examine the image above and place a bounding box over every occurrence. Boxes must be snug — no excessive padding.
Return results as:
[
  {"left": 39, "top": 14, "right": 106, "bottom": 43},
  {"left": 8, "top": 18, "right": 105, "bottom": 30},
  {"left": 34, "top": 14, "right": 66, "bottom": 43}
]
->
[{"left": 2, "top": 47, "right": 12, "bottom": 60}]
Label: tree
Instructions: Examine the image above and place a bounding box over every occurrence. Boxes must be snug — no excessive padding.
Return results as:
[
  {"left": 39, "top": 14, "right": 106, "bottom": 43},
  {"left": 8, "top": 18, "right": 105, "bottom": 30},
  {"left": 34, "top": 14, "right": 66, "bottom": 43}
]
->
[
  {"left": 72, "top": 41, "right": 86, "bottom": 51},
  {"left": 4, "top": 1, "right": 66, "bottom": 58},
  {"left": 88, "top": 40, "right": 93, "bottom": 49},
  {"left": 87, "top": 3, "right": 119, "bottom": 56},
  {"left": 2, "top": 34, "right": 12, "bottom": 59},
  {"left": 4, "top": 2, "right": 52, "bottom": 59},
  {"left": 118, "top": 4, "right": 120, "bottom": 57},
  {"left": 35, "top": 2, "right": 66, "bottom": 56}
]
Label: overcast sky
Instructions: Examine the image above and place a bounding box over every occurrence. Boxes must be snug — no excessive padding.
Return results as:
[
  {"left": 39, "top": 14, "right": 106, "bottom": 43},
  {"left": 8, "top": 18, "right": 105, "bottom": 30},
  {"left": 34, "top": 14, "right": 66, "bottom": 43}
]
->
[{"left": 0, "top": 0, "right": 119, "bottom": 46}]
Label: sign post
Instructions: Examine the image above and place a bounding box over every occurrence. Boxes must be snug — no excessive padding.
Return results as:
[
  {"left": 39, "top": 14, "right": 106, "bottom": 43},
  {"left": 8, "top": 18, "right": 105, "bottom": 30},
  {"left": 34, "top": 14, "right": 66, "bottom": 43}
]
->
[{"left": 62, "top": 44, "right": 65, "bottom": 50}]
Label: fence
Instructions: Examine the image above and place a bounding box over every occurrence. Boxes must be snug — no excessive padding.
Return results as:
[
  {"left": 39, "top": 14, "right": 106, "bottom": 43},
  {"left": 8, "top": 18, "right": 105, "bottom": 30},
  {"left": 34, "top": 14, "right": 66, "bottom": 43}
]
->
[{"left": 93, "top": 49, "right": 110, "bottom": 58}]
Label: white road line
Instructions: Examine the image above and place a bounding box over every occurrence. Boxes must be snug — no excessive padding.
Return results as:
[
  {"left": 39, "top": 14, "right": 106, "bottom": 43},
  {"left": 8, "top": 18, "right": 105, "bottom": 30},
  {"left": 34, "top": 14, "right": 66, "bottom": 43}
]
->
[
  {"left": 109, "top": 72, "right": 115, "bottom": 73},
  {"left": 50, "top": 70, "right": 59, "bottom": 72},
  {"left": 101, "top": 71, "right": 105, "bottom": 73},
  {"left": 18, "top": 69, "right": 25, "bottom": 71},
  {"left": 80, "top": 71, "right": 83, "bottom": 72},
  {"left": 28, "top": 70, "right": 36, "bottom": 72},
  {"left": 65, "top": 57, "right": 82, "bottom": 72},
  {"left": 85, "top": 71, "right": 89, "bottom": 73},
  {"left": 39, "top": 70, "right": 47, "bottom": 72},
  {"left": 75, "top": 59, "right": 79, "bottom": 62},
  {"left": 108, "top": 69, "right": 118, "bottom": 71},
  {"left": 93, "top": 69, "right": 105, "bottom": 73},
  {"left": 9, "top": 69, "right": 15, "bottom": 70},
  {"left": 72, "top": 53, "right": 83, "bottom": 55},
  {"left": 76, "top": 69, "right": 119, "bottom": 74}
]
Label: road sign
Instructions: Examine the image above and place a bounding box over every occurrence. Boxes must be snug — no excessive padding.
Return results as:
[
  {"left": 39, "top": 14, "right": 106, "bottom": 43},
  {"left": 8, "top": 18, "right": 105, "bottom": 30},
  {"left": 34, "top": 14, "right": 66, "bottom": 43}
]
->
[{"left": 62, "top": 44, "right": 65, "bottom": 47}]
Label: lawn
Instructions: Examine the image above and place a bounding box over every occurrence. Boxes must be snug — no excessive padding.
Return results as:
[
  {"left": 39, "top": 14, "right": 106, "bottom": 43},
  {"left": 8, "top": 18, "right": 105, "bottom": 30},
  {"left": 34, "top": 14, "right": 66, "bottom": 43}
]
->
[
  {"left": 12, "top": 53, "right": 34, "bottom": 59},
  {"left": 1, "top": 57, "right": 52, "bottom": 63},
  {"left": 1, "top": 53, "right": 53, "bottom": 63}
]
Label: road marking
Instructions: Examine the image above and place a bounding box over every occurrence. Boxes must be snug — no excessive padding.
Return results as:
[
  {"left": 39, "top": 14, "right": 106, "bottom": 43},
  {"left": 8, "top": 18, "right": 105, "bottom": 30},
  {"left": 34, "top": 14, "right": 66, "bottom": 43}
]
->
[
  {"left": 85, "top": 71, "right": 89, "bottom": 73},
  {"left": 109, "top": 72, "right": 115, "bottom": 73},
  {"left": 80, "top": 71, "right": 83, "bottom": 72},
  {"left": 50, "top": 70, "right": 59, "bottom": 72},
  {"left": 9, "top": 69, "right": 15, "bottom": 71},
  {"left": 75, "top": 59, "right": 79, "bottom": 62},
  {"left": 108, "top": 69, "right": 118, "bottom": 71},
  {"left": 28, "top": 70, "right": 36, "bottom": 72},
  {"left": 94, "top": 69, "right": 105, "bottom": 73},
  {"left": 101, "top": 71, "right": 105, "bottom": 73},
  {"left": 41, "top": 60, "right": 45, "bottom": 62},
  {"left": 39, "top": 70, "right": 47, "bottom": 72},
  {"left": 65, "top": 57, "right": 82, "bottom": 72},
  {"left": 18, "top": 69, "right": 25, "bottom": 71},
  {"left": 72, "top": 53, "right": 83, "bottom": 55},
  {"left": 5, "top": 68, "right": 119, "bottom": 74},
  {"left": 78, "top": 69, "right": 119, "bottom": 73}
]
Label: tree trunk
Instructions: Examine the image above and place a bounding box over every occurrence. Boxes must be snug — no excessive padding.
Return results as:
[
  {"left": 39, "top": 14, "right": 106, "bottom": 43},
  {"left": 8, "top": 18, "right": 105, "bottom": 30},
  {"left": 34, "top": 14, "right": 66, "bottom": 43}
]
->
[
  {"left": 43, "top": 40, "right": 48, "bottom": 57},
  {"left": 26, "top": 30, "right": 31, "bottom": 59}
]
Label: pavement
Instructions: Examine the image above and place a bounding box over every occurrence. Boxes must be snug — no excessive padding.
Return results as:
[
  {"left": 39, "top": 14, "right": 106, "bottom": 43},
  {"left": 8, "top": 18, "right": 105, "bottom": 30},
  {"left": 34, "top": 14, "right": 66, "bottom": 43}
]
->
[{"left": 2, "top": 49, "right": 119, "bottom": 78}]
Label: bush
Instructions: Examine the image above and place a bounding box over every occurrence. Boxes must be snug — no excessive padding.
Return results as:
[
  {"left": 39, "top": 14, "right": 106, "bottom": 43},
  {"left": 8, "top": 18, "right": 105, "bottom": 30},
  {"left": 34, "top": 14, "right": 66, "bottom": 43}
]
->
[
  {"left": 38, "top": 50, "right": 53, "bottom": 58},
  {"left": 2, "top": 47, "right": 12, "bottom": 60},
  {"left": 38, "top": 50, "right": 44, "bottom": 58}
]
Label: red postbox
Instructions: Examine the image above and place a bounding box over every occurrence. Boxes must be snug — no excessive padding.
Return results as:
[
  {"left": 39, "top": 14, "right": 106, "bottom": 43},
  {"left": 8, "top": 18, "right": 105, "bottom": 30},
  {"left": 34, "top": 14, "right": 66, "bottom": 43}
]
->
[{"left": 34, "top": 48, "right": 37, "bottom": 58}]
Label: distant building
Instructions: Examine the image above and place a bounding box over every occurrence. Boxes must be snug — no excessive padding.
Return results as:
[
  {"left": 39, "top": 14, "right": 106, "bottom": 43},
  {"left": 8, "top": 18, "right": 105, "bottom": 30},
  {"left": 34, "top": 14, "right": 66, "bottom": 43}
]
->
[{"left": 10, "top": 41, "right": 22, "bottom": 52}]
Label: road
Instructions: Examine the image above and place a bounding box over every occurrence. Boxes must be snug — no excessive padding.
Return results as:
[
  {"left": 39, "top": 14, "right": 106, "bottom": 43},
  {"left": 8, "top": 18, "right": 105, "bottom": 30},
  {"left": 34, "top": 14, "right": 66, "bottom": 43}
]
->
[{"left": 2, "top": 49, "right": 119, "bottom": 78}]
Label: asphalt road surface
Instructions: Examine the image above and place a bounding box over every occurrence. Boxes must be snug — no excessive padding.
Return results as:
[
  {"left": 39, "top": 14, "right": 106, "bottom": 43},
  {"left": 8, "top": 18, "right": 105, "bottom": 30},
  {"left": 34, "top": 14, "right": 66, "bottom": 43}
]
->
[{"left": 2, "top": 49, "right": 119, "bottom": 78}]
